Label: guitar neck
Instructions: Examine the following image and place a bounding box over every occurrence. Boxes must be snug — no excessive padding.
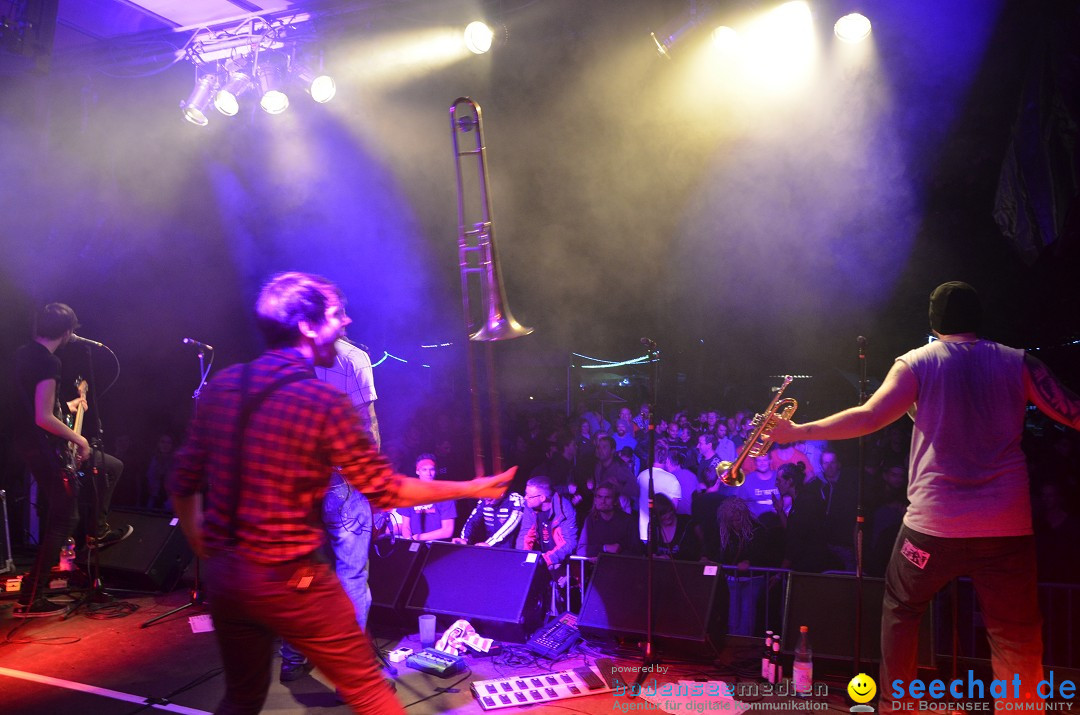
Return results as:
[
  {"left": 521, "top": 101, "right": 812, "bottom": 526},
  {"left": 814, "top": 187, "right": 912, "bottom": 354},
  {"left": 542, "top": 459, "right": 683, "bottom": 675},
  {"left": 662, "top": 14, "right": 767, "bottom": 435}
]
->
[{"left": 73, "top": 406, "right": 86, "bottom": 438}]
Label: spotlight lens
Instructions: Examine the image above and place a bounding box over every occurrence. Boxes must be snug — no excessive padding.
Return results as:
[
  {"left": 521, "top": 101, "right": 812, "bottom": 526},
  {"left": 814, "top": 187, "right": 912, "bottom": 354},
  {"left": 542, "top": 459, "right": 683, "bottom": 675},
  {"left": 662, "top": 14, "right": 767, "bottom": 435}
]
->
[
  {"left": 309, "top": 75, "right": 336, "bottom": 103},
  {"left": 834, "top": 13, "right": 871, "bottom": 43},
  {"left": 261, "top": 89, "right": 289, "bottom": 114},
  {"left": 183, "top": 106, "right": 209, "bottom": 126},
  {"left": 464, "top": 21, "right": 494, "bottom": 54},
  {"left": 215, "top": 90, "right": 239, "bottom": 117}
]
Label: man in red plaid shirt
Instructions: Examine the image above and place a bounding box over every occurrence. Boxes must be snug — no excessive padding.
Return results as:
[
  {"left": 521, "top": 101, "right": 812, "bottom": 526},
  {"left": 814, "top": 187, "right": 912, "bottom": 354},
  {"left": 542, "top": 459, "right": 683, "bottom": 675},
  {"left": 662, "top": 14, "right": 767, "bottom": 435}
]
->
[{"left": 168, "top": 272, "right": 513, "bottom": 714}]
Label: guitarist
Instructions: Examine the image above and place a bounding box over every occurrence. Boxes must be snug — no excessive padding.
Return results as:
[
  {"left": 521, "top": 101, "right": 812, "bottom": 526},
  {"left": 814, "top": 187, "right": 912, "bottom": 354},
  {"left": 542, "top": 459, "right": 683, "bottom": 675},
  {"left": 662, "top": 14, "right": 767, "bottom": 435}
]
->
[{"left": 12, "top": 303, "right": 92, "bottom": 617}]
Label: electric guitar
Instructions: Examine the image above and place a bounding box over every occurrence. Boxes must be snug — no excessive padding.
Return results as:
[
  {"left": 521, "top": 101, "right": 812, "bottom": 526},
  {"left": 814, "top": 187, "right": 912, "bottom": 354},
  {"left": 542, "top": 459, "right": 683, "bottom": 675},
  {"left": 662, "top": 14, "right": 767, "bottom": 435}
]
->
[{"left": 58, "top": 377, "right": 89, "bottom": 475}]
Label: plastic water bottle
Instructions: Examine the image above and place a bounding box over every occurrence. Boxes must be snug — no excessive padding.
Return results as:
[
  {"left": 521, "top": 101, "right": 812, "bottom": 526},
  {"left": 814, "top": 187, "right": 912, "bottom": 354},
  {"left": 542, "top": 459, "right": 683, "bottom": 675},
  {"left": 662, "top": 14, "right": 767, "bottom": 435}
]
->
[
  {"left": 761, "top": 631, "right": 773, "bottom": 680},
  {"left": 793, "top": 625, "right": 813, "bottom": 695},
  {"left": 59, "top": 537, "right": 76, "bottom": 572}
]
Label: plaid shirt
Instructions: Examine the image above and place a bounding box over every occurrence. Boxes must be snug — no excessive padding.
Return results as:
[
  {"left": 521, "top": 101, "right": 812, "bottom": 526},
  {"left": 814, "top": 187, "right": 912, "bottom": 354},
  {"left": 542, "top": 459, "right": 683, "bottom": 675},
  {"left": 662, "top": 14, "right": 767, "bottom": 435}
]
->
[{"left": 168, "top": 348, "right": 400, "bottom": 564}]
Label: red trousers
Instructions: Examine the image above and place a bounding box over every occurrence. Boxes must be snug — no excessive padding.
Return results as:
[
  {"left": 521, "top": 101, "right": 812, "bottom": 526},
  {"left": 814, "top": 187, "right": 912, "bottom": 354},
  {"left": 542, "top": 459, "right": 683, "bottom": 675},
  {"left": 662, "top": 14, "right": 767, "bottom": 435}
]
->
[{"left": 204, "top": 550, "right": 403, "bottom": 715}]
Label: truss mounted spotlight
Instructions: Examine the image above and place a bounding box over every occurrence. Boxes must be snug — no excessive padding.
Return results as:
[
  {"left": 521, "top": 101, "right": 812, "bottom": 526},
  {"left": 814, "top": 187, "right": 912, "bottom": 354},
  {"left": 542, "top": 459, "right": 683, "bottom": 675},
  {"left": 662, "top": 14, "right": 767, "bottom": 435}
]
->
[
  {"left": 215, "top": 59, "right": 253, "bottom": 116},
  {"left": 293, "top": 59, "right": 336, "bottom": 103},
  {"left": 834, "top": 12, "right": 872, "bottom": 43},
  {"left": 182, "top": 74, "right": 217, "bottom": 126},
  {"left": 463, "top": 20, "right": 494, "bottom": 55},
  {"left": 256, "top": 53, "right": 289, "bottom": 114}
]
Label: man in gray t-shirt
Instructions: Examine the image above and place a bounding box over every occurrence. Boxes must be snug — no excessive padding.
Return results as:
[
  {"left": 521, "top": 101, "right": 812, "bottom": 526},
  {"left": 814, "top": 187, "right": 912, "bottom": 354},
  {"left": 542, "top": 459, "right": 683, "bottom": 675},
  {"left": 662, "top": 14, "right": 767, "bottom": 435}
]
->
[{"left": 771, "top": 282, "right": 1080, "bottom": 709}]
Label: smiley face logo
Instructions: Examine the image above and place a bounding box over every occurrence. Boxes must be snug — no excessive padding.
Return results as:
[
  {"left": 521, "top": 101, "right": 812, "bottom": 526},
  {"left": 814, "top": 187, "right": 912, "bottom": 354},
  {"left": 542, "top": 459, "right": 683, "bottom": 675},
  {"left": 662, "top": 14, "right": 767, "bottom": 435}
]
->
[{"left": 847, "top": 673, "right": 877, "bottom": 704}]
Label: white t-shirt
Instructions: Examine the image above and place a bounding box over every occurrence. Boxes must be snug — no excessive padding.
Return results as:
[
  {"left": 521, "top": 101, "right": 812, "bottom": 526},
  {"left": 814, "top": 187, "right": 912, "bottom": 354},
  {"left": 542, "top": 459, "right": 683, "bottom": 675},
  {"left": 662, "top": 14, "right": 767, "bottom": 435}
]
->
[
  {"left": 897, "top": 339, "right": 1030, "bottom": 538},
  {"left": 637, "top": 467, "right": 682, "bottom": 540}
]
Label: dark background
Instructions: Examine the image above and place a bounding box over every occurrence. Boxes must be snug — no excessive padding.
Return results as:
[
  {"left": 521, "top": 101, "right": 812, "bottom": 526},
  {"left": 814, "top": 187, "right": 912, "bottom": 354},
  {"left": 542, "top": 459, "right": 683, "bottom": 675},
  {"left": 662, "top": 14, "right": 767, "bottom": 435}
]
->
[{"left": 1, "top": 0, "right": 1078, "bottom": 473}]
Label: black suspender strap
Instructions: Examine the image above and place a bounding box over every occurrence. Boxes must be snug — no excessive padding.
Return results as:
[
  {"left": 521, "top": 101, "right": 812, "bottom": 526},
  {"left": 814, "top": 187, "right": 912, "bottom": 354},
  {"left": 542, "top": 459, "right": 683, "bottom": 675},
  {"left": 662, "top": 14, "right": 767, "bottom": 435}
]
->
[{"left": 225, "top": 363, "right": 315, "bottom": 546}]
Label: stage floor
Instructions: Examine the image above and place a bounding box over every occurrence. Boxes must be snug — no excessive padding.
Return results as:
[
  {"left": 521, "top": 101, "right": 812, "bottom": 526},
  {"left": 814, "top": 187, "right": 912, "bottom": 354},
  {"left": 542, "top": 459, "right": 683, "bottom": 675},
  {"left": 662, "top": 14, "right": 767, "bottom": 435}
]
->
[{"left": 0, "top": 582, "right": 862, "bottom": 714}]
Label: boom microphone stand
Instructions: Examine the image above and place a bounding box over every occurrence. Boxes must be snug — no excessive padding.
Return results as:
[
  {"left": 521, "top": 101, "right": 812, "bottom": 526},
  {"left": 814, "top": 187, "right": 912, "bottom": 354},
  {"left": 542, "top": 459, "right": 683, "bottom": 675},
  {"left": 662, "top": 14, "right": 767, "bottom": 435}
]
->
[
  {"left": 635, "top": 337, "right": 660, "bottom": 686},
  {"left": 64, "top": 340, "right": 119, "bottom": 618},
  {"left": 853, "top": 336, "right": 869, "bottom": 672},
  {"left": 142, "top": 339, "right": 213, "bottom": 628}
]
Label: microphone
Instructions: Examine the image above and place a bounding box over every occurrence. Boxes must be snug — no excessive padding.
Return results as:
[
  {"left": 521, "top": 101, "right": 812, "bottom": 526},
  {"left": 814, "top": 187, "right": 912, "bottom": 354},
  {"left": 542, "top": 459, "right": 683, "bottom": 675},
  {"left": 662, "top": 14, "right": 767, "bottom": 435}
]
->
[
  {"left": 69, "top": 334, "right": 104, "bottom": 347},
  {"left": 640, "top": 337, "right": 657, "bottom": 349},
  {"left": 857, "top": 336, "right": 868, "bottom": 348},
  {"left": 182, "top": 338, "right": 214, "bottom": 352}
]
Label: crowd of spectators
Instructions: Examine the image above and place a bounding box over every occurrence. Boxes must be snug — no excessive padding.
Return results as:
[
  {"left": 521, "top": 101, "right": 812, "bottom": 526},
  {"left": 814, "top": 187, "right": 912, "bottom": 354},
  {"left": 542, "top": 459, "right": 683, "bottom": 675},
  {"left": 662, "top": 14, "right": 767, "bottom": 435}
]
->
[{"left": 111, "top": 397, "right": 1080, "bottom": 592}]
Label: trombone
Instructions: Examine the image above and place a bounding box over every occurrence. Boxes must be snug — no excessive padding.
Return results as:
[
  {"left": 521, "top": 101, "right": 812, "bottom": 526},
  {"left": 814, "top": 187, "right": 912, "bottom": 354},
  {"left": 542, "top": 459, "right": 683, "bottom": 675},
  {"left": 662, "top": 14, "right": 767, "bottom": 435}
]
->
[{"left": 450, "top": 97, "right": 533, "bottom": 477}]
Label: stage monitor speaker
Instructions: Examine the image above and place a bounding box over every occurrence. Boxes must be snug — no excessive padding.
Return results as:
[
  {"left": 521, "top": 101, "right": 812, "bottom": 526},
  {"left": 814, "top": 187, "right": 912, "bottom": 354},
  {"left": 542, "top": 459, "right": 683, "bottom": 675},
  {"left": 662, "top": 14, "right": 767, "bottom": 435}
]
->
[
  {"left": 96, "top": 510, "right": 193, "bottom": 592},
  {"left": 577, "top": 554, "right": 727, "bottom": 656},
  {"left": 404, "top": 541, "right": 550, "bottom": 643},
  {"left": 368, "top": 537, "right": 427, "bottom": 627},
  {"left": 782, "top": 572, "right": 934, "bottom": 667}
]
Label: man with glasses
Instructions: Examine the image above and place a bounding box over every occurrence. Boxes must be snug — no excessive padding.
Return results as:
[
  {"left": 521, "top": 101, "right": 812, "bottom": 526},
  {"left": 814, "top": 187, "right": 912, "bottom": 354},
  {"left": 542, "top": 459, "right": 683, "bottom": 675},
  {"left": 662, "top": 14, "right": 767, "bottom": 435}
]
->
[{"left": 518, "top": 476, "right": 578, "bottom": 574}]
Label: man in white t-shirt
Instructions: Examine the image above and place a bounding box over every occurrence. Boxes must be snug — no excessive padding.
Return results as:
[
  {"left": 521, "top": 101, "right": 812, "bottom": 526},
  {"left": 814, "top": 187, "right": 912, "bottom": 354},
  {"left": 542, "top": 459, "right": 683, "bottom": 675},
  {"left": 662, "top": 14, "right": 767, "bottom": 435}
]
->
[
  {"left": 637, "top": 440, "right": 682, "bottom": 541},
  {"left": 771, "top": 282, "right": 1080, "bottom": 709}
]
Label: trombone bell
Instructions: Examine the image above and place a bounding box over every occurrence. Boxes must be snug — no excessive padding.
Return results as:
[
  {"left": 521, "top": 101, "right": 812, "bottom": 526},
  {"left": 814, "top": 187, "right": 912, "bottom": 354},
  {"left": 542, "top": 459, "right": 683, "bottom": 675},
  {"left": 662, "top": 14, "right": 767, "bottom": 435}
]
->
[{"left": 471, "top": 315, "right": 533, "bottom": 342}]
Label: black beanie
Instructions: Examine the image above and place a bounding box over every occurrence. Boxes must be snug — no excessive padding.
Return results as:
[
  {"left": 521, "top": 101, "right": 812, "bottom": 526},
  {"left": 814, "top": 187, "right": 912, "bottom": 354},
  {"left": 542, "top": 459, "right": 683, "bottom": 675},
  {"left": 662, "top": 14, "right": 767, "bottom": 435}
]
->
[{"left": 928, "top": 282, "right": 981, "bottom": 335}]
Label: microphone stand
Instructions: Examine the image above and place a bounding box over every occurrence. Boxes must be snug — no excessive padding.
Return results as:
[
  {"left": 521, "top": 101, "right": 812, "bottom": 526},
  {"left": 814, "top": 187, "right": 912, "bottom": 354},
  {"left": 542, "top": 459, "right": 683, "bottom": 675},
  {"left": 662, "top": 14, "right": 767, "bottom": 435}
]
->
[
  {"left": 142, "top": 344, "right": 212, "bottom": 628},
  {"left": 636, "top": 338, "right": 659, "bottom": 686},
  {"left": 853, "top": 336, "right": 868, "bottom": 672},
  {"left": 64, "top": 343, "right": 115, "bottom": 618}
]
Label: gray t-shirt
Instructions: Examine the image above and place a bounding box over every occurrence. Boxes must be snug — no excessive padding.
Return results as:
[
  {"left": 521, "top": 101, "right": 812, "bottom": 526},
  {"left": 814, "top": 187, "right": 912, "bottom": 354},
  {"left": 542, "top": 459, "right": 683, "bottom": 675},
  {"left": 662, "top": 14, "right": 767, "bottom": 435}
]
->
[{"left": 897, "top": 339, "right": 1030, "bottom": 538}]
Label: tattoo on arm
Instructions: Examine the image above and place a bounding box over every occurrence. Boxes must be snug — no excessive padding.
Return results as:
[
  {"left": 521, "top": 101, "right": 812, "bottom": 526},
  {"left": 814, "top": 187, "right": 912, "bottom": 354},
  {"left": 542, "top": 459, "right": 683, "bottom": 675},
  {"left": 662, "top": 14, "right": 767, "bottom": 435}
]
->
[{"left": 1028, "top": 356, "right": 1080, "bottom": 428}]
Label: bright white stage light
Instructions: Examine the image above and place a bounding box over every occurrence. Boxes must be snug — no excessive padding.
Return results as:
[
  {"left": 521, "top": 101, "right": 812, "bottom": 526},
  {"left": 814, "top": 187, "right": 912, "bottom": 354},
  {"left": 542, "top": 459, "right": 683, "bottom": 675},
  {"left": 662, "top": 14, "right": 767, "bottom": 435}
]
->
[
  {"left": 464, "top": 21, "right": 494, "bottom": 55},
  {"left": 182, "top": 75, "right": 218, "bottom": 126},
  {"left": 257, "top": 61, "right": 289, "bottom": 114},
  {"left": 295, "top": 62, "right": 337, "bottom": 103},
  {"left": 214, "top": 71, "right": 252, "bottom": 116},
  {"left": 834, "top": 13, "right": 872, "bottom": 43},
  {"left": 711, "top": 25, "right": 739, "bottom": 52}
]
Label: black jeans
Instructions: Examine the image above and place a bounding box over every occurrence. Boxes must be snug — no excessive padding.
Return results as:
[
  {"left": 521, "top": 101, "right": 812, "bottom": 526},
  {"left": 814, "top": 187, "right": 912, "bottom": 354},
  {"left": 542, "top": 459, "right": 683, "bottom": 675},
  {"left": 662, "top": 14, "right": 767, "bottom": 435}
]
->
[
  {"left": 77, "top": 450, "right": 125, "bottom": 538},
  {"left": 881, "top": 525, "right": 1043, "bottom": 705},
  {"left": 22, "top": 450, "right": 79, "bottom": 603}
]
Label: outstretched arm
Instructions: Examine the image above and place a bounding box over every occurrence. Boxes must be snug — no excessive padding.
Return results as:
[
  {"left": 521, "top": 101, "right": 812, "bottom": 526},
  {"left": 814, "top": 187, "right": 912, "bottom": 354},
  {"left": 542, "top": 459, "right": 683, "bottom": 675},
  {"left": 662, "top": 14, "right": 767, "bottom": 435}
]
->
[
  {"left": 770, "top": 360, "right": 918, "bottom": 443},
  {"left": 1024, "top": 354, "right": 1080, "bottom": 430}
]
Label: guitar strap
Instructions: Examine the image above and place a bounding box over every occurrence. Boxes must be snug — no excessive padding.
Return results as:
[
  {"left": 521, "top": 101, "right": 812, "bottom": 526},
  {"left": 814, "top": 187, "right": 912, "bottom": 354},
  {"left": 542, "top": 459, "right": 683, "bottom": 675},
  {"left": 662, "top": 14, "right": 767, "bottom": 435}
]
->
[{"left": 225, "top": 362, "right": 315, "bottom": 547}]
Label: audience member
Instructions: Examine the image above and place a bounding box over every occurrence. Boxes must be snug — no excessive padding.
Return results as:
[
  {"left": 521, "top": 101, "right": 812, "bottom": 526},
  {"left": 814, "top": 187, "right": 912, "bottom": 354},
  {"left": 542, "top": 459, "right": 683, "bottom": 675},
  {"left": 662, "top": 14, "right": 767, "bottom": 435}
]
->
[
  {"left": 397, "top": 454, "right": 456, "bottom": 541},
  {"left": 774, "top": 462, "right": 830, "bottom": 572},
  {"left": 612, "top": 419, "right": 636, "bottom": 452},
  {"left": 518, "top": 476, "right": 578, "bottom": 574},
  {"left": 650, "top": 493, "right": 702, "bottom": 561},
  {"left": 594, "top": 434, "right": 635, "bottom": 509},
  {"left": 575, "top": 483, "right": 642, "bottom": 558},
  {"left": 714, "top": 497, "right": 775, "bottom": 635},
  {"left": 714, "top": 422, "right": 738, "bottom": 463},
  {"left": 637, "top": 440, "right": 683, "bottom": 541},
  {"left": 770, "top": 442, "right": 814, "bottom": 480},
  {"left": 456, "top": 491, "right": 525, "bottom": 547},
  {"left": 819, "top": 448, "right": 858, "bottom": 571},
  {"left": 736, "top": 455, "right": 779, "bottom": 518},
  {"left": 695, "top": 433, "right": 723, "bottom": 489},
  {"left": 667, "top": 450, "right": 700, "bottom": 516}
]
